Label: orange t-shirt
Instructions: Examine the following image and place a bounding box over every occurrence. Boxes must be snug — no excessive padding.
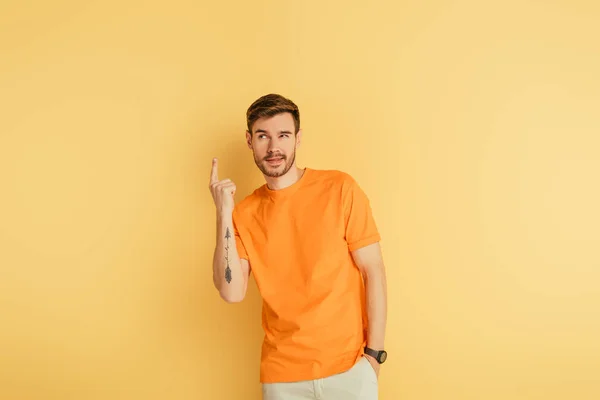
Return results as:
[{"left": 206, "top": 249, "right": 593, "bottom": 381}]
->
[{"left": 232, "top": 167, "right": 381, "bottom": 383}]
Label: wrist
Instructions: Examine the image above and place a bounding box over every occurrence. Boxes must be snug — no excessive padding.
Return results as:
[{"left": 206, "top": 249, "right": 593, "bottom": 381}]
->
[
  {"left": 217, "top": 209, "right": 233, "bottom": 220},
  {"left": 364, "top": 346, "right": 388, "bottom": 364}
]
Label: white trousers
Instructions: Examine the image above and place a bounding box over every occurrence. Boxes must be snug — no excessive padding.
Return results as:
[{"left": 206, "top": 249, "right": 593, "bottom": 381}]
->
[{"left": 262, "top": 356, "right": 378, "bottom": 400}]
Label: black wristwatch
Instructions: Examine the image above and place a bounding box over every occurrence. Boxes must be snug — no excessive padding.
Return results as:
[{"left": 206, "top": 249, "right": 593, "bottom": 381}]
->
[{"left": 364, "top": 346, "right": 387, "bottom": 364}]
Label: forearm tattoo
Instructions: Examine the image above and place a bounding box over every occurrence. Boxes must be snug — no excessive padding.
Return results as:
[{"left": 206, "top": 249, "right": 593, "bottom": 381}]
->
[{"left": 224, "top": 227, "right": 232, "bottom": 284}]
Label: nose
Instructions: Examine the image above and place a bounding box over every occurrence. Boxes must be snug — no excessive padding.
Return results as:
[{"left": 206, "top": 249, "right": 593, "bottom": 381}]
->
[{"left": 267, "top": 141, "right": 280, "bottom": 154}]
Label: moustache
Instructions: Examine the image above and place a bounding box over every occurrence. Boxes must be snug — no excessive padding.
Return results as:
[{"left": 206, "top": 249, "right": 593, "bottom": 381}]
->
[{"left": 264, "top": 155, "right": 286, "bottom": 161}]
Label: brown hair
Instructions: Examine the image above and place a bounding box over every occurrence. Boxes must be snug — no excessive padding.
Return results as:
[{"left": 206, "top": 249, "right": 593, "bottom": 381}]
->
[{"left": 246, "top": 93, "right": 300, "bottom": 135}]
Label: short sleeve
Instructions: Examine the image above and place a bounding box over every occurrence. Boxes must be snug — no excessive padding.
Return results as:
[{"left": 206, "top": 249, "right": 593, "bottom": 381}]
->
[
  {"left": 232, "top": 211, "right": 249, "bottom": 260},
  {"left": 344, "top": 177, "right": 381, "bottom": 252}
]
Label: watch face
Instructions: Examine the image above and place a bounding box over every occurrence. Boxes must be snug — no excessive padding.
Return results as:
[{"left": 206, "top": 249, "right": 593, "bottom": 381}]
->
[{"left": 379, "top": 351, "right": 387, "bottom": 363}]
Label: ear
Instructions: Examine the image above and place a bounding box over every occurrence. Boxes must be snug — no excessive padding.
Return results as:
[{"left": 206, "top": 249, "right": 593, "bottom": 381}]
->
[
  {"left": 245, "top": 131, "right": 252, "bottom": 149},
  {"left": 296, "top": 129, "right": 302, "bottom": 147}
]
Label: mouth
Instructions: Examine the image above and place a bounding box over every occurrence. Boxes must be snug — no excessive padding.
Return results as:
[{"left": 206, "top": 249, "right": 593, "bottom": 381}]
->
[{"left": 265, "top": 157, "right": 284, "bottom": 166}]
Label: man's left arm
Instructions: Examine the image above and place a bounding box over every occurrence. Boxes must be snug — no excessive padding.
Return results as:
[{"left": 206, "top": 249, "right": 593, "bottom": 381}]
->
[{"left": 352, "top": 241, "right": 388, "bottom": 377}]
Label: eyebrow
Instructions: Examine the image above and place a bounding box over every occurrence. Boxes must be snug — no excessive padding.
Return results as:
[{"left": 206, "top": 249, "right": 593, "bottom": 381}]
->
[{"left": 255, "top": 129, "right": 293, "bottom": 134}]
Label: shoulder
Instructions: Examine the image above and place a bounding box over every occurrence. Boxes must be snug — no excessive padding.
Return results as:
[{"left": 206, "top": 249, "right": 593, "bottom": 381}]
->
[
  {"left": 310, "top": 169, "right": 372, "bottom": 205},
  {"left": 233, "top": 187, "right": 263, "bottom": 220},
  {"left": 308, "top": 168, "right": 357, "bottom": 187},
  {"left": 309, "top": 169, "right": 364, "bottom": 200}
]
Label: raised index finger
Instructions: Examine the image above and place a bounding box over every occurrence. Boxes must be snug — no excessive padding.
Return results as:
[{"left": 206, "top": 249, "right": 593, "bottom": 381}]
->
[{"left": 210, "top": 158, "right": 219, "bottom": 185}]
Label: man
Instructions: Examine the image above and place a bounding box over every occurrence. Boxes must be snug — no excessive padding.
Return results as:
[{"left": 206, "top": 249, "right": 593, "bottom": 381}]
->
[{"left": 209, "top": 93, "right": 388, "bottom": 400}]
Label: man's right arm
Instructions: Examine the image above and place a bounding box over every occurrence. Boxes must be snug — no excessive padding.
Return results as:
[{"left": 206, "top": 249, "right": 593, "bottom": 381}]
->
[
  {"left": 212, "top": 210, "right": 250, "bottom": 303},
  {"left": 208, "top": 157, "right": 250, "bottom": 303}
]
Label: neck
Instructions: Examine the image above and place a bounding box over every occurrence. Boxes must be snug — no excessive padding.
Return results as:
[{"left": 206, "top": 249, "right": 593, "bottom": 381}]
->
[{"left": 265, "top": 165, "right": 305, "bottom": 190}]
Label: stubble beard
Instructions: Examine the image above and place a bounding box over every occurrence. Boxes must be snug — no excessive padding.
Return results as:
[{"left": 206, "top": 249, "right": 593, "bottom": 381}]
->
[{"left": 254, "top": 147, "right": 296, "bottom": 178}]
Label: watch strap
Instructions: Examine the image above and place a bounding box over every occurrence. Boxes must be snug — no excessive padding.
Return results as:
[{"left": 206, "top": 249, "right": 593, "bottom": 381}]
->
[{"left": 364, "top": 346, "right": 387, "bottom": 364}]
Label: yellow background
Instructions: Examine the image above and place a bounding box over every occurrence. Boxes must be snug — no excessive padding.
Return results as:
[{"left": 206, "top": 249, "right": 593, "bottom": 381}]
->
[{"left": 1, "top": 1, "right": 599, "bottom": 399}]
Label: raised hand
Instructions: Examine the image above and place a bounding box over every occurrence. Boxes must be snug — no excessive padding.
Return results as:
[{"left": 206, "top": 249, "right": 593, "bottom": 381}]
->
[{"left": 208, "top": 158, "right": 236, "bottom": 214}]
